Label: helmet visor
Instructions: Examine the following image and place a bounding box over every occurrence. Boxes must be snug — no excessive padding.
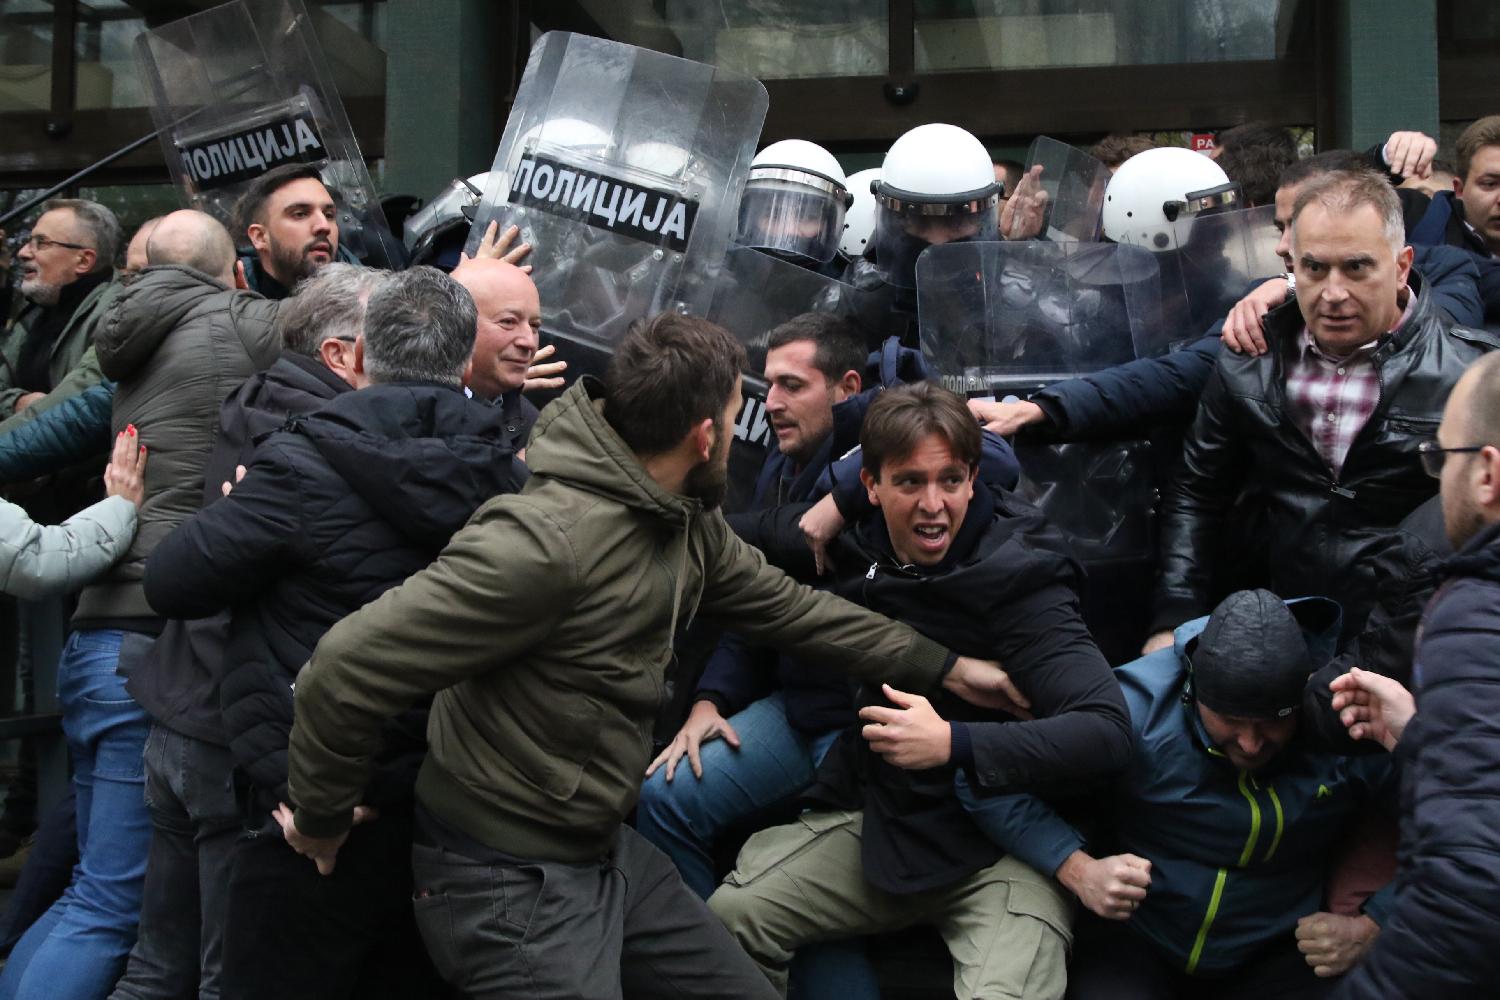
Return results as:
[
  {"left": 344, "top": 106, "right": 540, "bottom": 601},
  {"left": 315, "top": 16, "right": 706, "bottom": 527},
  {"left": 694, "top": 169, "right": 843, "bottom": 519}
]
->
[
  {"left": 736, "top": 179, "right": 845, "bottom": 263},
  {"left": 873, "top": 198, "right": 999, "bottom": 289}
]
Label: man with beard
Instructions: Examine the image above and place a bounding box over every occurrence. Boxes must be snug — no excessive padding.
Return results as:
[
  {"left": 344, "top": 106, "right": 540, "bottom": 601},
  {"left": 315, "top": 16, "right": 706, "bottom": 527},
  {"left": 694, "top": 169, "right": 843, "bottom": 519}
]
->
[
  {"left": 232, "top": 165, "right": 340, "bottom": 300},
  {"left": 274, "top": 312, "right": 1018, "bottom": 999},
  {"left": 1330, "top": 352, "right": 1500, "bottom": 998},
  {"left": 2, "top": 199, "right": 121, "bottom": 414}
]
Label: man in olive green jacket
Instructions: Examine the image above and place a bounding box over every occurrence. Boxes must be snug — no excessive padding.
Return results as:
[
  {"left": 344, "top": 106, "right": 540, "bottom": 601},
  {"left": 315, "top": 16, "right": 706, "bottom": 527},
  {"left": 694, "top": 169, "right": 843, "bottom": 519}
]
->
[
  {"left": 1, "top": 199, "right": 121, "bottom": 416},
  {"left": 280, "top": 313, "right": 1017, "bottom": 999}
]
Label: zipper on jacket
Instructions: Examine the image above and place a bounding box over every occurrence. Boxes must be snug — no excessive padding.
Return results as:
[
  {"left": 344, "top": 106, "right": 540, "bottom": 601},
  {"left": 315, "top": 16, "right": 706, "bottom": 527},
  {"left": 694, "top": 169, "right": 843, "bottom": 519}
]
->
[
  {"left": 1263, "top": 784, "right": 1285, "bottom": 862},
  {"left": 1235, "top": 769, "right": 1262, "bottom": 866},
  {"left": 1185, "top": 867, "right": 1229, "bottom": 975},
  {"left": 866, "top": 563, "right": 877, "bottom": 580}
]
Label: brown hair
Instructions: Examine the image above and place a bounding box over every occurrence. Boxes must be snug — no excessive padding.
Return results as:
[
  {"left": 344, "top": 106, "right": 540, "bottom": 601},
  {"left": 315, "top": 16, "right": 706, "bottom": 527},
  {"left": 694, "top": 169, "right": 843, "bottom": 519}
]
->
[
  {"left": 1089, "top": 134, "right": 1156, "bottom": 169},
  {"left": 231, "top": 164, "right": 329, "bottom": 241},
  {"left": 766, "top": 312, "right": 866, "bottom": 387},
  {"left": 605, "top": 312, "right": 747, "bottom": 455},
  {"left": 860, "top": 382, "right": 981, "bottom": 481},
  {"left": 1215, "top": 122, "right": 1299, "bottom": 207},
  {"left": 1457, "top": 115, "right": 1500, "bottom": 183}
]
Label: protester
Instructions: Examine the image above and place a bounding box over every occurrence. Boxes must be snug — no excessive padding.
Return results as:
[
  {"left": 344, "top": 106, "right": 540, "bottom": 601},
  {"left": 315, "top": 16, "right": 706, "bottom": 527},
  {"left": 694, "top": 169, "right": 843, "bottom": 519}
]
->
[
  {"left": 106, "top": 263, "right": 382, "bottom": 1000},
  {"left": 231, "top": 164, "right": 341, "bottom": 299},
  {"left": 968, "top": 590, "right": 1394, "bottom": 1000},
  {"left": 137, "top": 266, "right": 519, "bottom": 1000},
  {"left": 0, "top": 209, "right": 280, "bottom": 1000},
  {"left": 637, "top": 313, "right": 872, "bottom": 898},
  {"left": 273, "top": 313, "right": 1015, "bottom": 998},
  {"left": 709, "top": 382, "right": 1130, "bottom": 1000},
  {"left": 2, "top": 200, "right": 120, "bottom": 416},
  {"left": 1144, "top": 169, "right": 1498, "bottom": 653},
  {"left": 1330, "top": 352, "right": 1500, "bottom": 998}
]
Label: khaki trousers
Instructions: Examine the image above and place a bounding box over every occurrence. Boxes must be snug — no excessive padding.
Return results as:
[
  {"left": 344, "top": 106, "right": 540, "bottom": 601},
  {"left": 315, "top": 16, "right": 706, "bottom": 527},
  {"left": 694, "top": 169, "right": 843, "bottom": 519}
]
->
[{"left": 708, "top": 809, "right": 1072, "bottom": 999}]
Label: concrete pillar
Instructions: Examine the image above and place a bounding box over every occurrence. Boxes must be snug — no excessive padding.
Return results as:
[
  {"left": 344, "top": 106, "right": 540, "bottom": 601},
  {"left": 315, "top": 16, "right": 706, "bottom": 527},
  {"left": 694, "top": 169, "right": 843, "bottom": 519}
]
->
[
  {"left": 1331, "top": 0, "right": 1439, "bottom": 151},
  {"left": 383, "top": 0, "right": 505, "bottom": 200}
]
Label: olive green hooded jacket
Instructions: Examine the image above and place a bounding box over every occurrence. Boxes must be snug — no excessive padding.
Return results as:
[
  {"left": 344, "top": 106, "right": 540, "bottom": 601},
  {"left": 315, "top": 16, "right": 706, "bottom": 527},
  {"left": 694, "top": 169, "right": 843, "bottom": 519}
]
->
[{"left": 287, "top": 376, "right": 956, "bottom": 861}]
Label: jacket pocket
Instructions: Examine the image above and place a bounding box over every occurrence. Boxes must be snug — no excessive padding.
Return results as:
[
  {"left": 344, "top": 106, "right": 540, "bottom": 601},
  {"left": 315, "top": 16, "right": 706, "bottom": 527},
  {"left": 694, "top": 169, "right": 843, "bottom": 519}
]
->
[{"left": 533, "top": 694, "right": 606, "bottom": 802}]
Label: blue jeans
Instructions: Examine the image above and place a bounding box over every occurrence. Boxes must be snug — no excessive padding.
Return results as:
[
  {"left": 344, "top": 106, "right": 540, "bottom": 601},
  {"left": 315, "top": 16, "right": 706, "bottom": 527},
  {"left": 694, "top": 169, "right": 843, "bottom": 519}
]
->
[
  {"left": 0, "top": 630, "right": 152, "bottom": 1000},
  {"left": 635, "top": 693, "right": 878, "bottom": 999},
  {"left": 636, "top": 692, "right": 839, "bottom": 899}
]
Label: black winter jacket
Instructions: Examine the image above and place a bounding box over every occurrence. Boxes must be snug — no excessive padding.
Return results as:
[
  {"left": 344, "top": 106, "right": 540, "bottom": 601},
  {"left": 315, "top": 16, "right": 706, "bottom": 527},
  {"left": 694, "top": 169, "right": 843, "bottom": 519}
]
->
[
  {"left": 1300, "top": 495, "right": 1448, "bottom": 753},
  {"left": 1028, "top": 255, "right": 1485, "bottom": 442},
  {"left": 1334, "top": 520, "right": 1500, "bottom": 999},
  {"left": 127, "top": 352, "right": 352, "bottom": 744},
  {"left": 1152, "top": 285, "right": 1498, "bottom": 640},
  {"left": 736, "top": 482, "right": 1132, "bottom": 893},
  {"left": 143, "top": 383, "right": 526, "bottom": 823}
]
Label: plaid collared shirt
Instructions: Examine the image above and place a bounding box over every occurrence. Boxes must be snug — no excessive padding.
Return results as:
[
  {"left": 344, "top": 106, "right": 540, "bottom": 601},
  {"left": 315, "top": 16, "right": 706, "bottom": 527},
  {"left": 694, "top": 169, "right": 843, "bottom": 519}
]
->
[{"left": 1284, "top": 291, "right": 1417, "bottom": 475}]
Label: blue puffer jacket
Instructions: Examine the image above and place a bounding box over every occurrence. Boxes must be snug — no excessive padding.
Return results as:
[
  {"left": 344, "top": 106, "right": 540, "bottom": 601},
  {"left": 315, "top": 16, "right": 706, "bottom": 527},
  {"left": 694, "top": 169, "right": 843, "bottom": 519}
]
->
[
  {"left": 700, "top": 339, "right": 1019, "bottom": 733},
  {"left": 1334, "top": 520, "right": 1500, "bottom": 999},
  {"left": 1028, "top": 254, "right": 1484, "bottom": 440},
  {"left": 969, "top": 599, "right": 1395, "bottom": 978},
  {"left": 0, "top": 379, "right": 114, "bottom": 484}
]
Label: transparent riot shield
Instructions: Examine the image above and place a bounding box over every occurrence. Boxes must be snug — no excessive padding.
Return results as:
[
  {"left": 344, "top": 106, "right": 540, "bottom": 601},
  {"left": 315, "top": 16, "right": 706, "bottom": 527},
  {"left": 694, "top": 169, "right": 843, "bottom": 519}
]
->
[
  {"left": 916, "top": 241, "right": 1160, "bottom": 394},
  {"left": 1131, "top": 203, "right": 1283, "bottom": 358},
  {"left": 1024, "top": 137, "right": 1111, "bottom": 243},
  {"left": 916, "top": 240, "right": 1161, "bottom": 657},
  {"left": 708, "top": 247, "right": 882, "bottom": 512},
  {"left": 466, "top": 32, "right": 768, "bottom": 355},
  {"left": 134, "top": 0, "right": 399, "bottom": 269}
]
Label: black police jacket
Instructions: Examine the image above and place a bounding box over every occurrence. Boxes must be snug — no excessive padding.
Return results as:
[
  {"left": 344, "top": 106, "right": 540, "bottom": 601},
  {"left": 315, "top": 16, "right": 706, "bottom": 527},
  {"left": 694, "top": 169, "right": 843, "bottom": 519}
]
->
[{"left": 1152, "top": 276, "right": 1499, "bottom": 642}]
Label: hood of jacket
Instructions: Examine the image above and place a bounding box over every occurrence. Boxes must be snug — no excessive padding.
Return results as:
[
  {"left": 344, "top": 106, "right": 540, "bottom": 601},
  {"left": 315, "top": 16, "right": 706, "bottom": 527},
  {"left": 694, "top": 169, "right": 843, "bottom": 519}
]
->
[
  {"left": 95, "top": 264, "right": 261, "bottom": 381},
  {"left": 524, "top": 376, "right": 701, "bottom": 528},
  {"left": 290, "top": 381, "right": 526, "bottom": 549},
  {"left": 1442, "top": 519, "right": 1500, "bottom": 585}
]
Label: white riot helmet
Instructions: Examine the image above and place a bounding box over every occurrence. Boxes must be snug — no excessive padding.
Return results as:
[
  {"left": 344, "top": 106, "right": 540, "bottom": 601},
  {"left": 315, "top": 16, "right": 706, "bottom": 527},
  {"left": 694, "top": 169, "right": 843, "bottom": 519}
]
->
[
  {"left": 735, "top": 139, "right": 851, "bottom": 265},
  {"left": 1102, "top": 147, "right": 1242, "bottom": 252},
  {"left": 873, "top": 123, "right": 1000, "bottom": 288},
  {"left": 403, "top": 172, "right": 492, "bottom": 260},
  {"left": 839, "top": 167, "right": 880, "bottom": 260}
]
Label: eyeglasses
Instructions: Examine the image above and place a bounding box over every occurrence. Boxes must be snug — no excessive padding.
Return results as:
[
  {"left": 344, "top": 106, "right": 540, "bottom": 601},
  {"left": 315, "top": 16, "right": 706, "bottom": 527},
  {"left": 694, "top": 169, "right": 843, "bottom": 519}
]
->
[
  {"left": 1418, "top": 438, "right": 1488, "bottom": 478},
  {"left": 23, "top": 234, "right": 91, "bottom": 253}
]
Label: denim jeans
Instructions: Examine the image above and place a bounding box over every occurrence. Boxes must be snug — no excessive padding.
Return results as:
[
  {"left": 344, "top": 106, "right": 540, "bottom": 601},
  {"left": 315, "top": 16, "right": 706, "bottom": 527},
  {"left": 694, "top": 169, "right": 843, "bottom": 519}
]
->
[
  {"left": 0, "top": 629, "right": 153, "bottom": 1000},
  {"left": 108, "top": 725, "right": 240, "bottom": 1000},
  {"left": 635, "top": 692, "right": 839, "bottom": 899}
]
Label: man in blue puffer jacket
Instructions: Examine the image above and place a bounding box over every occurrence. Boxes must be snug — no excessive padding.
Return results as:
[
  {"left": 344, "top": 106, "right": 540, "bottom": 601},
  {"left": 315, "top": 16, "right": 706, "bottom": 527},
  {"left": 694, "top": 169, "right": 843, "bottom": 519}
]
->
[{"left": 965, "top": 590, "right": 1395, "bottom": 1000}]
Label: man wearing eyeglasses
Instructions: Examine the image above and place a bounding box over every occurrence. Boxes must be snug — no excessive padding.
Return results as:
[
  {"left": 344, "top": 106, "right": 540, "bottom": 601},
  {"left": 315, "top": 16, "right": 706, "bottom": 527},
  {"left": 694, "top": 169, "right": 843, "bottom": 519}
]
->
[
  {"left": 3, "top": 200, "right": 121, "bottom": 416},
  {"left": 1146, "top": 169, "right": 1499, "bottom": 660},
  {"left": 1326, "top": 353, "right": 1500, "bottom": 998}
]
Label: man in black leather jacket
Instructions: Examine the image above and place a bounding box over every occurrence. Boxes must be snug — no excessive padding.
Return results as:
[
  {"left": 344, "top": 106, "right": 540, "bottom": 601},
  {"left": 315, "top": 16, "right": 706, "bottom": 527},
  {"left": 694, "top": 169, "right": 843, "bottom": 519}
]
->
[{"left": 1146, "top": 169, "right": 1499, "bottom": 654}]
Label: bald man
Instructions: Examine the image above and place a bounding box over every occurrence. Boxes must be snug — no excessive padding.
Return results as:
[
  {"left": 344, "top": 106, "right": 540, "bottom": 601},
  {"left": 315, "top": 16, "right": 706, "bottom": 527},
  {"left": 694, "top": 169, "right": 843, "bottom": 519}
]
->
[
  {"left": 145, "top": 209, "right": 237, "bottom": 285},
  {"left": 451, "top": 256, "right": 563, "bottom": 452},
  {"left": 0, "top": 209, "right": 285, "bottom": 1000}
]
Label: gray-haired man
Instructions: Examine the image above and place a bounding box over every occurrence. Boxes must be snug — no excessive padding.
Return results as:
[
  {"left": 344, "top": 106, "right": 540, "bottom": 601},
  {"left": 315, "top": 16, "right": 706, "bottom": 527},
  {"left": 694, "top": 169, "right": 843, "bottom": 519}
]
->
[
  {"left": 142, "top": 266, "right": 526, "bottom": 999},
  {"left": 109, "top": 262, "right": 384, "bottom": 1000},
  {"left": 3, "top": 198, "right": 121, "bottom": 415}
]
